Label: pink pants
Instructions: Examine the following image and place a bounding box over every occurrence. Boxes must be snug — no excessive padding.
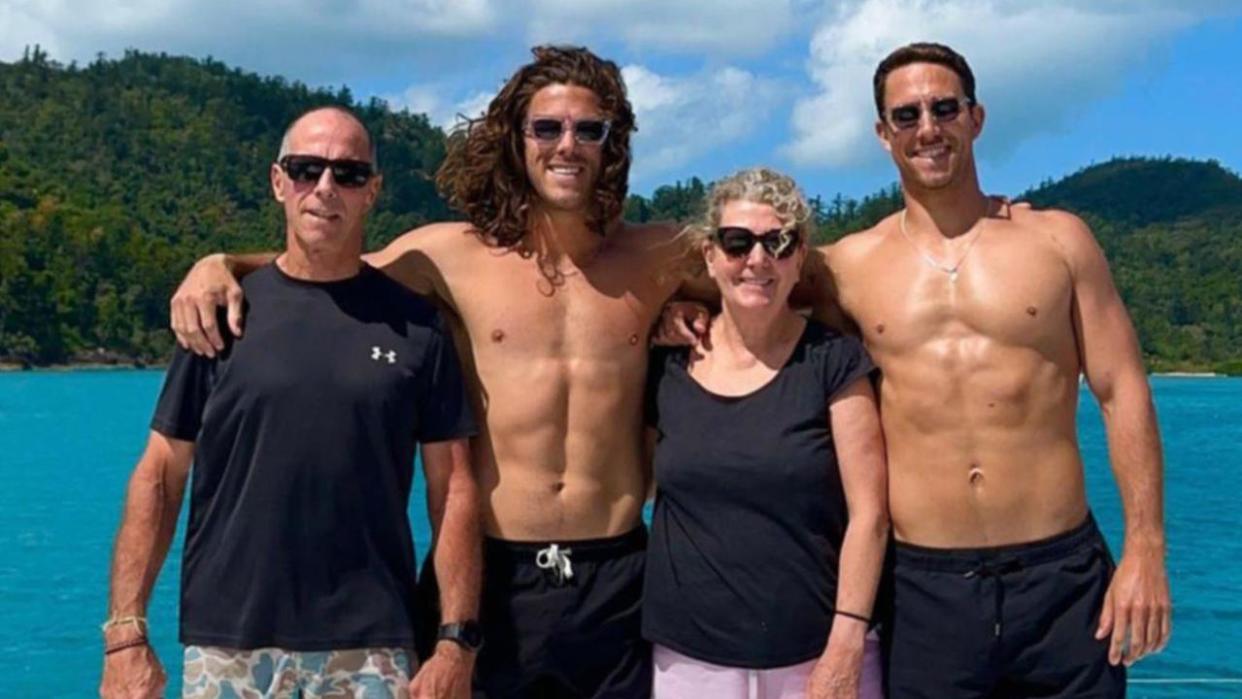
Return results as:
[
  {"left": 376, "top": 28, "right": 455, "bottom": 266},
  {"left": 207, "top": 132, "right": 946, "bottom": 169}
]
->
[{"left": 652, "top": 635, "right": 884, "bottom": 699}]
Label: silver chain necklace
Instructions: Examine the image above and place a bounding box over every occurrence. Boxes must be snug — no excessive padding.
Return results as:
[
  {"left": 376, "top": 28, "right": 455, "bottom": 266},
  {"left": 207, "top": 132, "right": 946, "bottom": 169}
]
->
[{"left": 898, "top": 207, "right": 988, "bottom": 283}]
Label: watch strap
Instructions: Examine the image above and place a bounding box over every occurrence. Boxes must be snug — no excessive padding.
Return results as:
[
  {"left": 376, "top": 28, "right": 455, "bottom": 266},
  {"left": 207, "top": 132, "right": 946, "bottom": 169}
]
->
[{"left": 437, "top": 621, "right": 483, "bottom": 651}]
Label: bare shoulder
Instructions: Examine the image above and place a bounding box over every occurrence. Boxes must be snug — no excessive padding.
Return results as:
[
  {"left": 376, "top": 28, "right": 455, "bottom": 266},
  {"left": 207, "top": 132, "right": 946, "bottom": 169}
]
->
[
  {"left": 381, "top": 221, "right": 480, "bottom": 258},
  {"left": 1010, "top": 203, "right": 1089, "bottom": 232},
  {"left": 611, "top": 219, "right": 685, "bottom": 269},
  {"left": 1009, "top": 205, "right": 1104, "bottom": 270},
  {"left": 365, "top": 221, "right": 484, "bottom": 297},
  {"left": 613, "top": 219, "right": 681, "bottom": 251},
  {"left": 820, "top": 214, "right": 897, "bottom": 268}
]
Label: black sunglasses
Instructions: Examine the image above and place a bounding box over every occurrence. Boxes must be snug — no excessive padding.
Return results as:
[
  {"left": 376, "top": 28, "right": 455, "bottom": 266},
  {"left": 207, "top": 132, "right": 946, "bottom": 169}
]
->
[
  {"left": 278, "top": 155, "right": 375, "bottom": 188},
  {"left": 714, "top": 227, "right": 801, "bottom": 260},
  {"left": 887, "top": 97, "right": 973, "bottom": 130},
  {"left": 524, "top": 117, "right": 611, "bottom": 145}
]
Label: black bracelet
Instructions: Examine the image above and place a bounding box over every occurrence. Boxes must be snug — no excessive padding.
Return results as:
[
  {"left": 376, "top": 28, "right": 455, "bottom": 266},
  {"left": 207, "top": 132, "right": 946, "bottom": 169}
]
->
[
  {"left": 105, "top": 637, "right": 149, "bottom": 655},
  {"left": 834, "top": 609, "right": 871, "bottom": 625}
]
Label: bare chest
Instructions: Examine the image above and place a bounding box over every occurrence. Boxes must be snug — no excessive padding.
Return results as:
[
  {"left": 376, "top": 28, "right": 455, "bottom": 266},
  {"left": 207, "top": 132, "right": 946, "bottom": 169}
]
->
[
  {"left": 842, "top": 234, "right": 1076, "bottom": 357},
  {"left": 445, "top": 250, "right": 663, "bottom": 365}
]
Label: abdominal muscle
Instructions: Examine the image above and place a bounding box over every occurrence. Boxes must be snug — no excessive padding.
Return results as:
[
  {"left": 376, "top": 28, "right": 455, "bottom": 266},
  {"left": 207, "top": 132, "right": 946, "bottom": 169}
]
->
[
  {"left": 469, "top": 351, "right": 648, "bottom": 542},
  {"left": 879, "top": 340, "right": 1090, "bottom": 548}
]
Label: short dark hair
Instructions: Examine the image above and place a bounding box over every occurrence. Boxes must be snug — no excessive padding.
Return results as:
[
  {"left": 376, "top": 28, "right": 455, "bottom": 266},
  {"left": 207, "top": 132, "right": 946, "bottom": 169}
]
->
[
  {"left": 435, "top": 45, "right": 636, "bottom": 250},
  {"left": 873, "top": 42, "right": 976, "bottom": 116}
]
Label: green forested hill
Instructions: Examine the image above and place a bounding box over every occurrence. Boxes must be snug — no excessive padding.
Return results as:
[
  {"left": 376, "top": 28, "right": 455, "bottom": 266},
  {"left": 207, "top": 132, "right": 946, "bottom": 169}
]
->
[{"left": 1, "top": 50, "right": 1239, "bottom": 372}]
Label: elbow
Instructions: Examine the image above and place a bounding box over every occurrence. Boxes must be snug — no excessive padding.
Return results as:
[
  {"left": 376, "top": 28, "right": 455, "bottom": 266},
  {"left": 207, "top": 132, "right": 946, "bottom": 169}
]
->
[
  {"left": 443, "top": 462, "right": 482, "bottom": 520},
  {"left": 851, "top": 505, "right": 890, "bottom": 544},
  {"left": 128, "top": 458, "right": 167, "bottom": 502},
  {"left": 1095, "top": 367, "right": 1154, "bottom": 417},
  {"left": 448, "top": 460, "right": 481, "bottom": 500},
  {"left": 119, "top": 463, "right": 170, "bottom": 532},
  {"left": 872, "top": 511, "right": 891, "bottom": 543}
]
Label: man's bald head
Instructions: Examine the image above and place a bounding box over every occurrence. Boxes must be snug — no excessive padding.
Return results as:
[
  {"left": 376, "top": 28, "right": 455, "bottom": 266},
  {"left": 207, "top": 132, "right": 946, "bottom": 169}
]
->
[{"left": 277, "top": 106, "right": 378, "bottom": 169}]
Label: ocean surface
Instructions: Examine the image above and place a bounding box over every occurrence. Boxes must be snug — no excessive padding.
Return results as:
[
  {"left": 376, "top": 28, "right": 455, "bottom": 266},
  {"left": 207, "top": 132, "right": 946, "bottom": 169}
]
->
[{"left": 1, "top": 371, "right": 1239, "bottom": 697}]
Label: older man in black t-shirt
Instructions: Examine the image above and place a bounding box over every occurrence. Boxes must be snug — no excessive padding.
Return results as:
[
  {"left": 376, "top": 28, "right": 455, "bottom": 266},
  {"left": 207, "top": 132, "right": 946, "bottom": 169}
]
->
[{"left": 100, "top": 106, "right": 481, "bottom": 699}]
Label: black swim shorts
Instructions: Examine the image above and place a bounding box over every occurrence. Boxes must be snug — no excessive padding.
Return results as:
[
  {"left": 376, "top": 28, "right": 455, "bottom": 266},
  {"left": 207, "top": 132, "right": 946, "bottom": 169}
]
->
[
  {"left": 881, "top": 515, "right": 1126, "bottom": 698},
  {"left": 419, "top": 527, "right": 650, "bottom": 698}
]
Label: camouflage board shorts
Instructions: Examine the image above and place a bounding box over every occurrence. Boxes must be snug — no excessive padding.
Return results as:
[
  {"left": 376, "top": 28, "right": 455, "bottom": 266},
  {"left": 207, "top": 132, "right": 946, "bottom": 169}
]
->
[{"left": 182, "top": 645, "right": 415, "bottom": 698}]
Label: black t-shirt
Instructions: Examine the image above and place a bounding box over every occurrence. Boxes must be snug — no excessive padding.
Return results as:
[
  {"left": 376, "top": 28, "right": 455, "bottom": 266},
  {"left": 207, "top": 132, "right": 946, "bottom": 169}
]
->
[
  {"left": 151, "top": 263, "right": 476, "bottom": 650},
  {"left": 642, "top": 320, "right": 876, "bottom": 668}
]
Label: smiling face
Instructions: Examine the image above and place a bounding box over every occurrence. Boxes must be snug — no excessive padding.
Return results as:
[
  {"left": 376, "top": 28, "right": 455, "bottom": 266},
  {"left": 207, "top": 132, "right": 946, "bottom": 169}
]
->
[
  {"left": 271, "top": 109, "right": 381, "bottom": 253},
  {"left": 705, "top": 199, "right": 806, "bottom": 312},
  {"left": 522, "top": 83, "right": 606, "bottom": 216},
  {"left": 876, "top": 62, "right": 985, "bottom": 192}
]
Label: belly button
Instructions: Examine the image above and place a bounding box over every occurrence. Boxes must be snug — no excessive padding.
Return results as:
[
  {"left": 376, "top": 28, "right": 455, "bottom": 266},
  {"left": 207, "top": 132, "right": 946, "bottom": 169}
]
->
[
  {"left": 491, "top": 329, "right": 505, "bottom": 343},
  {"left": 551, "top": 481, "right": 565, "bottom": 494},
  {"left": 968, "top": 466, "right": 984, "bottom": 485},
  {"left": 875, "top": 323, "right": 885, "bottom": 334},
  {"left": 629, "top": 333, "right": 639, "bottom": 346},
  {"left": 1026, "top": 306, "right": 1038, "bottom": 317}
]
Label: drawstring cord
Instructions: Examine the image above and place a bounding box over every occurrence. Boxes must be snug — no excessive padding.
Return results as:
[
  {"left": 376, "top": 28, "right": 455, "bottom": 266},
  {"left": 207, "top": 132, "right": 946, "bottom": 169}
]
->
[
  {"left": 536, "top": 544, "right": 574, "bottom": 585},
  {"left": 964, "top": 557, "right": 1023, "bottom": 637}
]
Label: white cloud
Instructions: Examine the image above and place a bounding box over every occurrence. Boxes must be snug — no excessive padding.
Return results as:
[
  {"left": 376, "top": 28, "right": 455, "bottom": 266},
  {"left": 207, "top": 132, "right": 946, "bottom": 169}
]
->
[
  {"left": 5, "top": 0, "right": 1232, "bottom": 183},
  {"left": 387, "top": 61, "right": 787, "bottom": 183},
  {"left": 623, "top": 64, "right": 787, "bottom": 183},
  {"left": 2, "top": 0, "right": 799, "bottom": 73},
  {"left": 353, "top": 0, "right": 497, "bottom": 36},
  {"left": 782, "top": 0, "right": 1226, "bottom": 168},
  {"left": 0, "top": 0, "right": 502, "bottom": 82},
  {"left": 451, "top": 91, "right": 495, "bottom": 125},
  {"left": 527, "top": 0, "right": 798, "bottom": 55},
  {"left": 386, "top": 84, "right": 494, "bottom": 130}
]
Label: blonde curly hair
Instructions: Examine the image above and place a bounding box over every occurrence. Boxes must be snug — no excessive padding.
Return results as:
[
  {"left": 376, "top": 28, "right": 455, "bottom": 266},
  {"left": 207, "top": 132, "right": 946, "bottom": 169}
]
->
[{"left": 677, "top": 167, "right": 814, "bottom": 277}]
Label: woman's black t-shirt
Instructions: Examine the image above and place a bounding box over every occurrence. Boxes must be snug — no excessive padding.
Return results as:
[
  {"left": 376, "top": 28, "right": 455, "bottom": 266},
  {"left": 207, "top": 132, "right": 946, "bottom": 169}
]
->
[{"left": 642, "top": 319, "right": 876, "bottom": 668}]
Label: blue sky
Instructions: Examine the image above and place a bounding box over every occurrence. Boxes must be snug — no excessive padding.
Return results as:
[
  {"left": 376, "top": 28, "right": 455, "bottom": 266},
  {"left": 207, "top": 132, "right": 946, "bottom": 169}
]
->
[{"left": 4, "top": 1, "right": 1240, "bottom": 200}]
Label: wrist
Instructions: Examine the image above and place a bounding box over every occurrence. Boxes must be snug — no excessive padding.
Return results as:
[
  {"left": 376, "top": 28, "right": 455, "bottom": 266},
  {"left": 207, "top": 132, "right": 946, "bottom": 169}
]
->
[
  {"left": 827, "top": 623, "right": 867, "bottom": 648},
  {"left": 433, "top": 640, "right": 476, "bottom": 663},
  {"left": 104, "top": 636, "right": 149, "bottom": 657},
  {"left": 436, "top": 620, "right": 483, "bottom": 653},
  {"left": 1123, "top": 530, "right": 1166, "bottom": 557},
  {"left": 101, "top": 615, "right": 148, "bottom": 644}
]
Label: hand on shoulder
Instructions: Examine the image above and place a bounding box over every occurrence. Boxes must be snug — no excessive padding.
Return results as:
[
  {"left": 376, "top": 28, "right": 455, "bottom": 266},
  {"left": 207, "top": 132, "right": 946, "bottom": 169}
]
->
[{"left": 170, "top": 253, "right": 245, "bottom": 357}]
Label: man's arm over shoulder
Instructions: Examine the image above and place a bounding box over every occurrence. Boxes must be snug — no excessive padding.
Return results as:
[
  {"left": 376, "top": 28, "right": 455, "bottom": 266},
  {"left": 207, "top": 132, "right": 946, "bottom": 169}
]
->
[
  {"left": 171, "top": 252, "right": 276, "bottom": 356},
  {"left": 364, "top": 221, "right": 477, "bottom": 301},
  {"left": 1047, "top": 208, "right": 1171, "bottom": 666},
  {"left": 807, "top": 228, "right": 878, "bottom": 335},
  {"left": 613, "top": 220, "right": 712, "bottom": 301},
  {"left": 634, "top": 220, "right": 722, "bottom": 347}
]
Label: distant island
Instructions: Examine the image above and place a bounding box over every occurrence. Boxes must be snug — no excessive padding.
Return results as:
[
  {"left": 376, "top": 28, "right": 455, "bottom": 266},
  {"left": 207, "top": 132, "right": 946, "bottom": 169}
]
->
[{"left": 2, "top": 48, "right": 1240, "bottom": 375}]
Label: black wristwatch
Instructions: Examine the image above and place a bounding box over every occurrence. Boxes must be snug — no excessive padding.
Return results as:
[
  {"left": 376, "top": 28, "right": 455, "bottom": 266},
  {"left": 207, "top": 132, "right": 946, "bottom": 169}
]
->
[{"left": 437, "top": 621, "right": 483, "bottom": 652}]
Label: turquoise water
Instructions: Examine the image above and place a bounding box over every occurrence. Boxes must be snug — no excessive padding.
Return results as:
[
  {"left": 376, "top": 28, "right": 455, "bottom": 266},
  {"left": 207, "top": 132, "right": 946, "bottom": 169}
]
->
[{"left": 1, "top": 372, "right": 1240, "bottom": 697}]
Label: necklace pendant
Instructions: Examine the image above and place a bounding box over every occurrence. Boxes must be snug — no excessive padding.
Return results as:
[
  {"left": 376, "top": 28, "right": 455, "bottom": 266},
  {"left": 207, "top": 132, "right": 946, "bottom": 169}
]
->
[{"left": 949, "top": 270, "right": 959, "bottom": 282}]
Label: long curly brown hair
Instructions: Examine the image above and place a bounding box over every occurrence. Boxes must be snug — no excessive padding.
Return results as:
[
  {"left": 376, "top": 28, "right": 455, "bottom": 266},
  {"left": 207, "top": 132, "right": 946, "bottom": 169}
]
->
[{"left": 435, "top": 45, "right": 636, "bottom": 251}]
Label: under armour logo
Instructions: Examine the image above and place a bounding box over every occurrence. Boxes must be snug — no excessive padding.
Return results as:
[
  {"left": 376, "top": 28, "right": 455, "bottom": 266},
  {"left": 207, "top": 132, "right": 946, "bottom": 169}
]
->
[{"left": 371, "top": 346, "right": 397, "bottom": 364}]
